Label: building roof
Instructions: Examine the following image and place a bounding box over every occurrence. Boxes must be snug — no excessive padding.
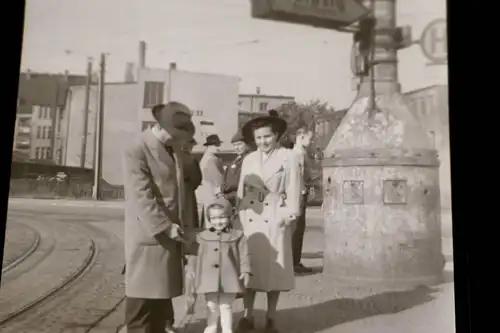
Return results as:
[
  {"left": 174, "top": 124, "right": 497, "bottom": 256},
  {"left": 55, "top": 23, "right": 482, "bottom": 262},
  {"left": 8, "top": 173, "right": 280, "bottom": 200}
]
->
[
  {"left": 403, "top": 84, "right": 448, "bottom": 96},
  {"left": 239, "top": 93, "right": 295, "bottom": 100},
  {"left": 18, "top": 72, "right": 87, "bottom": 109}
]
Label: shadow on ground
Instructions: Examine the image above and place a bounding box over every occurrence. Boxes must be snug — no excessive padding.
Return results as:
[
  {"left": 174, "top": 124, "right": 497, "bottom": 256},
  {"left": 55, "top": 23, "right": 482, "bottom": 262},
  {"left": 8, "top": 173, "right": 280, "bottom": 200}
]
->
[{"left": 222, "top": 285, "right": 439, "bottom": 333}]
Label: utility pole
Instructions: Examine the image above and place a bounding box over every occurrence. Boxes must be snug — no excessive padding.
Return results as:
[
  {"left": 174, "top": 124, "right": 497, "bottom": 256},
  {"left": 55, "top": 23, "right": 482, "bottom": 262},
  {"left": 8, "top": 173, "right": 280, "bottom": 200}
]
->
[
  {"left": 80, "top": 58, "right": 93, "bottom": 168},
  {"left": 92, "top": 54, "right": 105, "bottom": 200}
]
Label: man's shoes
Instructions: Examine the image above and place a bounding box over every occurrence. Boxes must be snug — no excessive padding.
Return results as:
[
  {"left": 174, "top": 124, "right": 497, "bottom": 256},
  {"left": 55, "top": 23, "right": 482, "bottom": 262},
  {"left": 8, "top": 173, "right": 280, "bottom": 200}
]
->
[
  {"left": 294, "top": 263, "right": 313, "bottom": 274},
  {"left": 165, "top": 325, "right": 178, "bottom": 333},
  {"left": 234, "top": 317, "right": 255, "bottom": 332}
]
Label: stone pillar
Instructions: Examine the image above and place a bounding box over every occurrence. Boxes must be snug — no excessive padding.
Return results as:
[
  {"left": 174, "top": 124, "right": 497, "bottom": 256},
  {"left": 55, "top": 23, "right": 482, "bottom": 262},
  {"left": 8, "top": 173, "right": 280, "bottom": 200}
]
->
[
  {"left": 322, "top": 96, "right": 444, "bottom": 288},
  {"left": 322, "top": 0, "right": 444, "bottom": 289}
]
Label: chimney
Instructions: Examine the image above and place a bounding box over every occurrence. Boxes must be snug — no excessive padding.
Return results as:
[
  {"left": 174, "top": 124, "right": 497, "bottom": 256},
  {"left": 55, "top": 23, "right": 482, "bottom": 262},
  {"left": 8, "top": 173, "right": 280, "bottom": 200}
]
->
[
  {"left": 139, "top": 41, "right": 146, "bottom": 68},
  {"left": 64, "top": 70, "right": 69, "bottom": 80},
  {"left": 256, "top": 86, "right": 261, "bottom": 95},
  {"left": 26, "top": 69, "right": 31, "bottom": 80},
  {"left": 169, "top": 62, "right": 177, "bottom": 70},
  {"left": 124, "top": 62, "right": 135, "bottom": 83}
]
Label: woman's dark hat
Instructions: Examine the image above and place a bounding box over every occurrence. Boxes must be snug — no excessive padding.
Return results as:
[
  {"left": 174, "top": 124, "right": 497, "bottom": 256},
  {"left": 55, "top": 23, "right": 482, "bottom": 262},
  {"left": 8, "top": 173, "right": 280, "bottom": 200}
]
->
[
  {"left": 242, "top": 110, "right": 287, "bottom": 143},
  {"left": 203, "top": 134, "right": 223, "bottom": 146}
]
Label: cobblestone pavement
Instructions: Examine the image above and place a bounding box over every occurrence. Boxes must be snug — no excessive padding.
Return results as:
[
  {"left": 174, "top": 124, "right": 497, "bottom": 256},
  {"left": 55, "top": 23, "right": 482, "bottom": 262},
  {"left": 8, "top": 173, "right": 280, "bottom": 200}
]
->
[
  {"left": 2, "top": 222, "right": 38, "bottom": 267},
  {"left": 6, "top": 200, "right": 454, "bottom": 333},
  {"left": 1, "top": 207, "right": 125, "bottom": 333}
]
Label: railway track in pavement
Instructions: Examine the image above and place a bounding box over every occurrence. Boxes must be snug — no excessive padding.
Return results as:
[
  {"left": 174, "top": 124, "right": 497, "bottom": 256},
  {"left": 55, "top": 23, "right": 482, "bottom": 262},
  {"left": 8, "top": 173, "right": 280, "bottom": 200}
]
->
[{"left": 0, "top": 209, "right": 124, "bottom": 333}]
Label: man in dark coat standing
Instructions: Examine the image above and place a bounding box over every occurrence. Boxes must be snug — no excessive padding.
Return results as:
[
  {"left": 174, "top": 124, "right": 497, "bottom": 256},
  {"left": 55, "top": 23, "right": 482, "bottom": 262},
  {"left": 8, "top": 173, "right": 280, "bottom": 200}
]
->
[
  {"left": 220, "top": 130, "right": 251, "bottom": 207},
  {"left": 180, "top": 137, "right": 202, "bottom": 229},
  {"left": 122, "top": 102, "right": 194, "bottom": 333}
]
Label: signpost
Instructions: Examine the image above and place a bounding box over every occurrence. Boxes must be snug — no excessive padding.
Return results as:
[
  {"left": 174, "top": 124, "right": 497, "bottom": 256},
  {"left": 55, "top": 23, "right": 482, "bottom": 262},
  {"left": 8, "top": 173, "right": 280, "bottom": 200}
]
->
[
  {"left": 419, "top": 18, "right": 447, "bottom": 65},
  {"left": 251, "top": 0, "right": 370, "bottom": 30}
]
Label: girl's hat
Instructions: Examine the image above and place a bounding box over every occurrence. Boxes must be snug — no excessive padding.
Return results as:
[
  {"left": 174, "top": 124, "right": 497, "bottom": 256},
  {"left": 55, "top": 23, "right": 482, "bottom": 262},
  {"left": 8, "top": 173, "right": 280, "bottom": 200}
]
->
[{"left": 206, "top": 197, "right": 234, "bottom": 217}]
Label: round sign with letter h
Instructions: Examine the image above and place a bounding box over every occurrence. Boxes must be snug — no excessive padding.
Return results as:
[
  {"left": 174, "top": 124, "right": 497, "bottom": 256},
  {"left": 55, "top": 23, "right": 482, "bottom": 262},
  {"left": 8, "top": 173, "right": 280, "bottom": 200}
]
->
[{"left": 419, "top": 18, "right": 447, "bottom": 65}]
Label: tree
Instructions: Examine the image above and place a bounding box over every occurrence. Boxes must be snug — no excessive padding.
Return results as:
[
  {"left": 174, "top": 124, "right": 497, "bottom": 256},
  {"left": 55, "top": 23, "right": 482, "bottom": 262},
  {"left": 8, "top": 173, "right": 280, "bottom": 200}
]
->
[{"left": 275, "top": 99, "right": 334, "bottom": 151}]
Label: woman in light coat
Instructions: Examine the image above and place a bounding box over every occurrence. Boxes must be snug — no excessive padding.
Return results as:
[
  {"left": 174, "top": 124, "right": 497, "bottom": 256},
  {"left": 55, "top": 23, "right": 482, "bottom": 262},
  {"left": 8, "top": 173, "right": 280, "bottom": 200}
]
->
[{"left": 234, "top": 115, "right": 302, "bottom": 333}]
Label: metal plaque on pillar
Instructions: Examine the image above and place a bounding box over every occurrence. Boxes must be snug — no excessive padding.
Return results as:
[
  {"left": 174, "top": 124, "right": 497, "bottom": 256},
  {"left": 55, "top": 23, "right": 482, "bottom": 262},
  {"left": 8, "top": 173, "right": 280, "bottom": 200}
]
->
[
  {"left": 383, "top": 179, "right": 408, "bottom": 205},
  {"left": 251, "top": 0, "right": 371, "bottom": 30},
  {"left": 343, "top": 180, "right": 364, "bottom": 205}
]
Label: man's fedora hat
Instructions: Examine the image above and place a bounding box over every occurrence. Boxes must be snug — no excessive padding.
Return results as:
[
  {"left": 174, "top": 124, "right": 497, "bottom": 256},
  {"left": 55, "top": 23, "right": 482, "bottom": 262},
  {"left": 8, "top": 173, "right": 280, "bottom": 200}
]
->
[
  {"left": 230, "top": 130, "right": 247, "bottom": 144},
  {"left": 151, "top": 102, "right": 194, "bottom": 139},
  {"left": 242, "top": 110, "right": 287, "bottom": 143},
  {"left": 203, "top": 134, "right": 223, "bottom": 147}
]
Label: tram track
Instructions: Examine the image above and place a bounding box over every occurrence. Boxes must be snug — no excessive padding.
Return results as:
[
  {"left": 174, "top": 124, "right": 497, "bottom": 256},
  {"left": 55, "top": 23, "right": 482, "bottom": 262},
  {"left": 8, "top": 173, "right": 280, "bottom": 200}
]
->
[
  {"left": 0, "top": 209, "right": 125, "bottom": 333},
  {"left": 0, "top": 239, "right": 97, "bottom": 326},
  {"left": 1, "top": 222, "right": 41, "bottom": 275}
]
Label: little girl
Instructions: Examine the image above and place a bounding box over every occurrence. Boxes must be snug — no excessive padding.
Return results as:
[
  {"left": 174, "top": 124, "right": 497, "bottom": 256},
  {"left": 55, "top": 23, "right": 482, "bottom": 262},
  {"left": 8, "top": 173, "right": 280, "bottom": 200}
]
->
[{"left": 193, "top": 197, "right": 251, "bottom": 333}]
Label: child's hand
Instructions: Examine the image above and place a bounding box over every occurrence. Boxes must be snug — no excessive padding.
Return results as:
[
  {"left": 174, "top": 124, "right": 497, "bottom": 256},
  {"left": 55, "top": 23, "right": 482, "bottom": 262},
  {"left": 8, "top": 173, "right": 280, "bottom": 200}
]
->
[{"left": 239, "top": 272, "right": 251, "bottom": 288}]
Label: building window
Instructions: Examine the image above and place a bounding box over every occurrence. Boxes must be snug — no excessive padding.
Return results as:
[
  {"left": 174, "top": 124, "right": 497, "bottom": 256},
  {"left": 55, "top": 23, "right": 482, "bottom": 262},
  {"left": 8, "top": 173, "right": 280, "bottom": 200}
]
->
[
  {"left": 142, "top": 121, "right": 155, "bottom": 131},
  {"left": 35, "top": 147, "right": 40, "bottom": 159},
  {"left": 38, "top": 107, "right": 43, "bottom": 119},
  {"left": 46, "top": 148, "right": 52, "bottom": 160},
  {"left": 37, "top": 126, "right": 41, "bottom": 139},
  {"left": 143, "top": 82, "right": 164, "bottom": 108},
  {"left": 42, "top": 126, "right": 47, "bottom": 139},
  {"left": 259, "top": 102, "right": 268, "bottom": 112},
  {"left": 48, "top": 126, "right": 52, "bottom": 139}
]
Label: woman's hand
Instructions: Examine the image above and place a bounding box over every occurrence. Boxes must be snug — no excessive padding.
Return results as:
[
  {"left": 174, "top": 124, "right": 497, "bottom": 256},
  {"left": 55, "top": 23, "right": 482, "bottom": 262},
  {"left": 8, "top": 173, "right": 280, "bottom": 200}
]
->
[
  {"left": 278, "top": 214, "right": 296, "bottom": 228},
  {"left": 239, "top": 272, "right": 252, "bottom": 288}
]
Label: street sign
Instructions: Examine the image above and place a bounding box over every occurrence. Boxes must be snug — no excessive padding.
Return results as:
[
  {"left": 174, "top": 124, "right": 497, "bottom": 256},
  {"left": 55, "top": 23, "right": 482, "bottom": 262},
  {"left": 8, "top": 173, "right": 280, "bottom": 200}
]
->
[
  {"left": 419, "top": 18, "right": 447, "bottom": 64},
  {"left": 251, "top": 0, "right": 371, "bottom": 30}
]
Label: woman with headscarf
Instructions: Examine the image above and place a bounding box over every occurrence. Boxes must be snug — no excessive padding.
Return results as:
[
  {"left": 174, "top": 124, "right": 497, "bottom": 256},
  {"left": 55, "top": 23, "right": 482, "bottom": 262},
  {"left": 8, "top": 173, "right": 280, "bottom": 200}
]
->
[{"left": 234, "top": 114, "right": 302, "bottom": 333}]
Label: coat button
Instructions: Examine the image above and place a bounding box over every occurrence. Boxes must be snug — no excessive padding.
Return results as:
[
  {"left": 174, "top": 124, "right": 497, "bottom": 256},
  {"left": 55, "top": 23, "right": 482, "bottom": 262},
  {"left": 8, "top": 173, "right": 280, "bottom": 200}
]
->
[
  {"left": 249, "top": 219, "right": 253, "bottom": 222},
  {"left": 214, "top": 248, "right": 219, "bottom": 252},
  {"left": 264, "top": 203, "right": 269, "bottom": 206},
  {"left": 264, "top": 220, "right": 268, "bottom": 223},
  {"left": 214, "top": 264, "right": 219, "bottom": 268},
  {"left": 250, "top": 200, "right": 254, "bottom": 204}
]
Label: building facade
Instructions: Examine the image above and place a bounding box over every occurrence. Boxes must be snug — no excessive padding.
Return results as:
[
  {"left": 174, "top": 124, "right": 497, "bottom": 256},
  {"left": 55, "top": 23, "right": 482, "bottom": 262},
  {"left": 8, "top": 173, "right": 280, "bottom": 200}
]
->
[
  {"left": 314, "top": 109, "right": 348, "bottom": 151},
  {"left": 238, "top": 93, "right": 294, "bottom": 113},
  {"left": 62, "top": 67, "right": 239, "bottom": 186},
  {"left": 15, "top": 72, "right": 87, "bottom": 164},
  {"left": 404, "top": 84, "right": 450, "bottom": 210}
]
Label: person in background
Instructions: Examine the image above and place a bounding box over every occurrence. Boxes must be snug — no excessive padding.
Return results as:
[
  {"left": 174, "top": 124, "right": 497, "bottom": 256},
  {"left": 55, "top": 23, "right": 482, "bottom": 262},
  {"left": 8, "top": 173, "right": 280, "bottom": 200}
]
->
[
  {"left": 122, "top": 102, "right": 194, "bottom": 333},
  {"left": 291, "top": 126, "right": 314, "bottom": 274},
  {"left": 268, "top": 109, "right": 294, "bottom": 149},
  {"left": 180, "top": 136, "right": 202, "bottom": 229},
  {"left": 196, "top": 134, "right": 225, "bottom": 228},
  {"left": 220, "top": 130, "right": 252, "bottom": 208},
  {"left": 235, "top": 114, "right": 302, "bottom": 333},
  {"left": 191, "top": 197, "right": 251, "bottom": 333}
]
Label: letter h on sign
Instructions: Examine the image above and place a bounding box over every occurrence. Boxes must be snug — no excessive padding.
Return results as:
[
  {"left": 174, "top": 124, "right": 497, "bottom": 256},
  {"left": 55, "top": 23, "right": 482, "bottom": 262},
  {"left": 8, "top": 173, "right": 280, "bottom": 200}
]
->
[{"left": 429, "top": 28, "right": 447, "bottom": 57}]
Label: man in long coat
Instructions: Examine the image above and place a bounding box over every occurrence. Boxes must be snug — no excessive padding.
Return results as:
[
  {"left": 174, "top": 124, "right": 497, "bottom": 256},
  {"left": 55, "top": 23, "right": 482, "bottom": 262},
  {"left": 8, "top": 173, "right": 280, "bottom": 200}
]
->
[
  {"left": 195, "top": 134, "right": 224, "bottom": 228},
  {"left": 122, "top": 102, "right": 194, "bottom": 333}
]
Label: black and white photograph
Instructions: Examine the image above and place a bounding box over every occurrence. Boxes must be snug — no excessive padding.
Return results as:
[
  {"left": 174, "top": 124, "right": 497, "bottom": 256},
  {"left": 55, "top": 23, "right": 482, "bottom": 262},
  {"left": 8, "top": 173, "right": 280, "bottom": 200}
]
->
[{"left": 3, "top": 0, "right": 459, "bottom": 332}]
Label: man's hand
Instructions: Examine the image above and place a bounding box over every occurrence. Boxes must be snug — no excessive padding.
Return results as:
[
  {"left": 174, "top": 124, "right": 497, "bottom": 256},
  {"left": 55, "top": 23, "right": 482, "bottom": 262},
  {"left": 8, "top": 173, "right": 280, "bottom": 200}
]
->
[
  {"left": 168, "top": 224, "right": 190, "bottom": 245},
  {"left": 239, "top": 272, "right": 252, "bottom": 288}
]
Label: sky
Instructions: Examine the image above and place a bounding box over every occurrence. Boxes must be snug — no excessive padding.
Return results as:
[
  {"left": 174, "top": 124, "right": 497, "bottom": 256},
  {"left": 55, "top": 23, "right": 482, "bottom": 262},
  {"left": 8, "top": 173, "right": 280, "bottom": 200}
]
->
[{"left": 20, "top": 0, "right": 448, "bottom": 109}]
